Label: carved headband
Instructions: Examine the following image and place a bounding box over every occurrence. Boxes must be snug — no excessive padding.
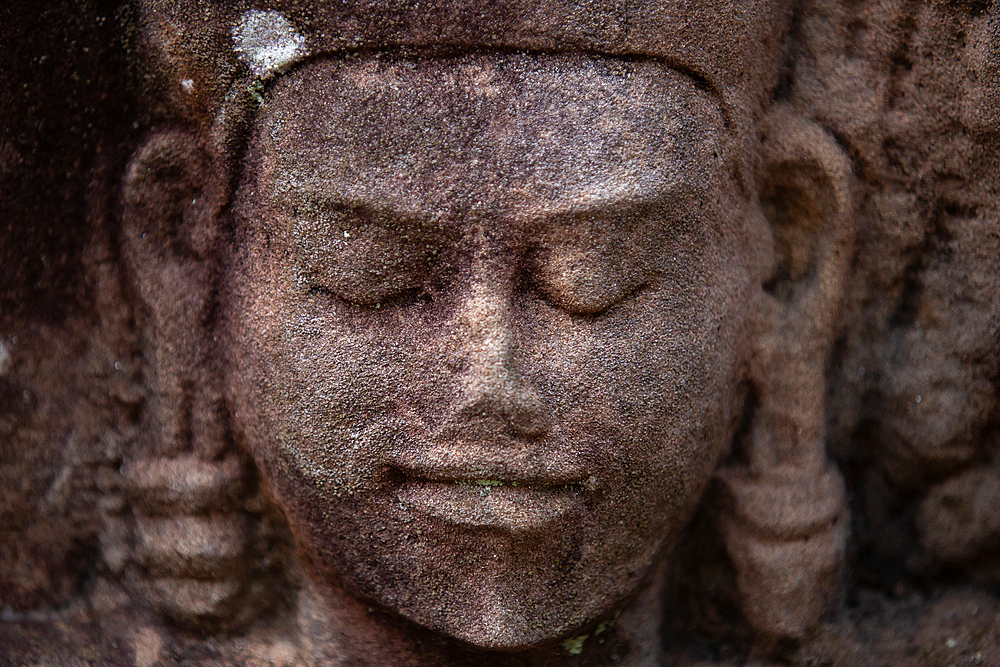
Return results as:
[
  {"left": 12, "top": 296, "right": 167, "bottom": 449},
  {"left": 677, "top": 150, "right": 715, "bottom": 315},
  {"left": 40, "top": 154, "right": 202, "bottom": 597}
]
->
[{"left": 136, "top": 0, "right": 792, "bottom": 133}]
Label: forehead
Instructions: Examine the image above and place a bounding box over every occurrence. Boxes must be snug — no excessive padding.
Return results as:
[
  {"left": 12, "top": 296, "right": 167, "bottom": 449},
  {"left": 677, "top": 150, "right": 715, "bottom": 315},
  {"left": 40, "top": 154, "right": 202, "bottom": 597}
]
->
[{"left": 253, "top": 54, "right": 728, "bottom": 218}]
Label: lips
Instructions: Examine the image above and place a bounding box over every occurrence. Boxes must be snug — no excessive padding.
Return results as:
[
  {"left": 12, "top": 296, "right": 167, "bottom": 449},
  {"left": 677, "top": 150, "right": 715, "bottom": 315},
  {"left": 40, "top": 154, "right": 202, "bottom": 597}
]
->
[
  {"left": 396, "top": 480, "right": 583, "bottom": 530},
  {"left": 388, "top": 444, "right": 590, "bottom": 530},
  {"left": 389, "top": 443, "right": 588, "bottom": 483}
]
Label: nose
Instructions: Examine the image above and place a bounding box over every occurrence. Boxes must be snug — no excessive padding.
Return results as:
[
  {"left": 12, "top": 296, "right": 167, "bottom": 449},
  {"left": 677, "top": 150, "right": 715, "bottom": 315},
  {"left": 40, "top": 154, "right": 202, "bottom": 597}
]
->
[{"left": 448, "top": 275, "right": 551, "bottom": 438}]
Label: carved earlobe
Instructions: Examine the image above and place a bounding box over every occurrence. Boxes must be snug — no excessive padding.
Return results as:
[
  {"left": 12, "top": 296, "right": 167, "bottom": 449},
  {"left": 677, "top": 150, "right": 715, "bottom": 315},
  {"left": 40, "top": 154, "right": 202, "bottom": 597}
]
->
[
  {"left": 720, "top": 108, "right": 855, "bottom": 645},
  {"left": 116, "top": 129, "right": 269, "bottom": 628}
]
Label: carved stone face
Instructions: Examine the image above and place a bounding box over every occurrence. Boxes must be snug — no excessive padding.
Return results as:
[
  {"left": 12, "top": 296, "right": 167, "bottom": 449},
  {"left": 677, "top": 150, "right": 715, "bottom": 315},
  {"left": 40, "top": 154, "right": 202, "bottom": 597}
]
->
[{"left": 222, "top": 53, "right": 761, "bottom": 649}]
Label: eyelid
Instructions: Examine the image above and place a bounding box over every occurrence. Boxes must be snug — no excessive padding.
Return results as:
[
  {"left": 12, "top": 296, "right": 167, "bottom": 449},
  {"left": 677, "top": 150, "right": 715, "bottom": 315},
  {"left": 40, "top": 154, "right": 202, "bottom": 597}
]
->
[
  {"left": 529, "top": 240, "right": 650, "bottom": 316},
  {"left": 289, "top": 207, "right": 439, "bottom": 308},
  {"left": 523, "top": 202, "right": 697, "bottom": 316},
  {"left": 531, "top": 266, "right": 648, "bottom": 316}
]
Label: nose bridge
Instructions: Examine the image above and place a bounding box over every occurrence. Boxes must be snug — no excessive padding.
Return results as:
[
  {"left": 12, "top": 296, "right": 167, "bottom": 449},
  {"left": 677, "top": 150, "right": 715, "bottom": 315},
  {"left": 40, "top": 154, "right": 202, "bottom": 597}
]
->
[
  {"left": 452, "top": 265, "right": 549, "bottom": 438},
  {"left": 461, "top": 278, "right": 511, "bottom": 382}
]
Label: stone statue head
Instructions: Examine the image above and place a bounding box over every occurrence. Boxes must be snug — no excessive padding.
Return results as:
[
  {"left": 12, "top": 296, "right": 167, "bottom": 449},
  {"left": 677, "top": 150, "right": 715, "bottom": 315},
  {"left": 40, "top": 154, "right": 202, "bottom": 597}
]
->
[
  {"left": 225, "top": 52, "right": 751, "bottom": 650},
  {"left": 119, "top": 2, "right": 857, "bottom": 659}
]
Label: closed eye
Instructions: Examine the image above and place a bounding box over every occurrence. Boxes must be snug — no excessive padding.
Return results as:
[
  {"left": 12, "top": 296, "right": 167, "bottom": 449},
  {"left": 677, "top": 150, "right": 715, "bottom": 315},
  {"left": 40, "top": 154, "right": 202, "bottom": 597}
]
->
[
  {"left": 292, "top": 209, "right": 440, "bottom": 308},
  {"left": 528, "top": 213, "right": 652, "bottom": 315},
  {"left": 530, "top": 246, "right": 648, "bottom": 315}
]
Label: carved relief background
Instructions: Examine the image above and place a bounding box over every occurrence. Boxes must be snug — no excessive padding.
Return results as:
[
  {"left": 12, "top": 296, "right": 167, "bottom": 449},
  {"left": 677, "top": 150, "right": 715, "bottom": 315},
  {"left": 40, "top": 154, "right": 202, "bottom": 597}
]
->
[{"left": 1, "top": 1, "right": 999, "bottom": 665}]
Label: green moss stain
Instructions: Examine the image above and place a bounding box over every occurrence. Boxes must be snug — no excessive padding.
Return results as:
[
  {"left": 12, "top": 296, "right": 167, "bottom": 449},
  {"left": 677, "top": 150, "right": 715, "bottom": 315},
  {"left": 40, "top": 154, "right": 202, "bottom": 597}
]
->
[{"left": 562, "top": 635, "right": 588, "bottom": 655}]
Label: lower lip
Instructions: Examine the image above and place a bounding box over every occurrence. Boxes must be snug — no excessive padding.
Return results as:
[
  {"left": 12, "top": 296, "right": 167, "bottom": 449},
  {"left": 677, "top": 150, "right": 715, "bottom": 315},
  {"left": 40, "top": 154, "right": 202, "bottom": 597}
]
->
[{"left": 396, "top": 480, "right": 583, "bottom": 530}]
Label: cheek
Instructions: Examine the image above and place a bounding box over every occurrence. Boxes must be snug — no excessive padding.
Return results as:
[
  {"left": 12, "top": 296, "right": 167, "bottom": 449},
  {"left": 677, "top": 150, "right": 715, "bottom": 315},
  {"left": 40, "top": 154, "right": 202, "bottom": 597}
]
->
[
  {"left": 229, "top": 259, "right": 465, "bottom": 501},
  {"left": 261, "top": 317, "right": 414, "bottom": 494},
  {"left": 520, "top": 247, "right": 749, "bottom": 525},
  {"left": 222, "top": 232, "right": 402, "bottom": 490}
]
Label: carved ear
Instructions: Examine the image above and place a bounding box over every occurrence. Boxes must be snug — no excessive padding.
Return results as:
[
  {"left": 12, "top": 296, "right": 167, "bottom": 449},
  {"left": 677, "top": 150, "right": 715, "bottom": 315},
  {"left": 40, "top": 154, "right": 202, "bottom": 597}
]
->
[
  {"left": 121, "top": 130, "right": 222, "bottom": 266},
  {"left": 760, "top": 112, "right": 854, "bottom": 301},
  {"left": 720, "top": 109, "right": 855, "bottom": 646},
  {"left": 751, "top": 108, "right": 855, "bottom": 476},
  {"left": 121, "top": 129, "right": 224, "bottom": 457},
  {"left": 119, "top": 131, "right": 274, "bottom": 629}
]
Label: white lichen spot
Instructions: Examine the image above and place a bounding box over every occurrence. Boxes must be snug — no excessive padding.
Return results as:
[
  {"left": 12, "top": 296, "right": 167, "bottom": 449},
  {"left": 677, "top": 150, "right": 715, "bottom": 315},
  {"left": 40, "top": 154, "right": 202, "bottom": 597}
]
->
[
  {"left": 0, "top": 339, "right": 10, "bottom": 377},
  {"left": 180, "top": 78, "right": 194, "bottom": 93},
  {"left": 475, "top": 479, "right": 504, "bottom": 487},
  {"left": 232, "top": 10, "right": 308, "bottom": 78},
  {"left": 562, "top": 635, "right": 588, "bottom": 655}
]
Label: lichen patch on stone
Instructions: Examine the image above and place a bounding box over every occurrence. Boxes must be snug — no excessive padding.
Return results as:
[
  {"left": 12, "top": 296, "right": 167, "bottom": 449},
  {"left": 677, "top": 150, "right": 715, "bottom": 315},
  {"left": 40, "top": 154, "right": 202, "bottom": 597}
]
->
[{"left": 232, "top": 10, "right": 307, "bottom": 79}]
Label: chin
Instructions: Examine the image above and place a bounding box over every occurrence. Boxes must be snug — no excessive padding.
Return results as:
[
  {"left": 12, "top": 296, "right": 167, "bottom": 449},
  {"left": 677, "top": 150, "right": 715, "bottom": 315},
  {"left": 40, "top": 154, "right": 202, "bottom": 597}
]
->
[
  {"left": 353, "top": 521, "right": 656, "bottom": 652},
  {"left": 391, "top": 577, "right": 613, "bottom": 652},
  {"left": 280, "top": 485, "right": 645, "bottom": 652}
]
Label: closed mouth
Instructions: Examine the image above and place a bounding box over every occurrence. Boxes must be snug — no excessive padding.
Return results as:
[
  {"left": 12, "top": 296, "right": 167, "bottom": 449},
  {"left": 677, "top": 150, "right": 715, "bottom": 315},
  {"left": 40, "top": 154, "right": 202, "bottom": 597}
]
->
[
  {"left": 388, "top": 443, "right": 589, "bottom": 485},
  {"left": 395, "top": 478, "right": 585, "bottom": 530},
  {"left": 387, "top": 443, "right": 591, "bottom": 528}
]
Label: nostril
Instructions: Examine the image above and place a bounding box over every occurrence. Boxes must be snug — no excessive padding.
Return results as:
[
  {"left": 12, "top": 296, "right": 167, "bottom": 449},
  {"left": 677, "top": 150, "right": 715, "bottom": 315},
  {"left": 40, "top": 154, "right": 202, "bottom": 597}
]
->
[
  {"left": 504, "top": 388, "right": 550, "bottom": 438},
  {"left": 507, "top": 413, "right": 548, "bottom": 438}
]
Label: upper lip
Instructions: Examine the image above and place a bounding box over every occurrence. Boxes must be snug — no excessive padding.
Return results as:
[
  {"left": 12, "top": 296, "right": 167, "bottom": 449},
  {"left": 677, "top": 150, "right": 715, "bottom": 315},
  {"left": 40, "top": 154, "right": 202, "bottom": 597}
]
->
[{"left": 388, "top": 444, "right": 589, "bottom": 488}]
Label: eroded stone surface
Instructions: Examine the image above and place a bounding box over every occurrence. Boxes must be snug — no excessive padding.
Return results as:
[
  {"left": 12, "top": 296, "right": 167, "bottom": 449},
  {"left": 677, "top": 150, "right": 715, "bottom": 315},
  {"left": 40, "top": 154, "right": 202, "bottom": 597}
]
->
[{"left": 1, "top": 1, "right": 999, "bottom": 665}]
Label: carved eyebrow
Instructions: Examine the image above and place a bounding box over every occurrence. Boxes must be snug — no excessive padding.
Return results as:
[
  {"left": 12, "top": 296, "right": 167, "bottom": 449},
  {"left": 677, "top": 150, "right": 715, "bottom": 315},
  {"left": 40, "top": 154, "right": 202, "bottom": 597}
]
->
[
  {"left": 269, "top": 185, "right": 710, "bottom": 240},
  {"left": 265, "top": 157, "right": 715, "bottom": 229},
  {"left": 270, "top": 192, "right": 439, "bottom": 230},
  {"left": 522, "top": 182, "right": 708, "bottom": 227},
  {"left": 260, "top": 159, "right": 437, "bottom": 223}
]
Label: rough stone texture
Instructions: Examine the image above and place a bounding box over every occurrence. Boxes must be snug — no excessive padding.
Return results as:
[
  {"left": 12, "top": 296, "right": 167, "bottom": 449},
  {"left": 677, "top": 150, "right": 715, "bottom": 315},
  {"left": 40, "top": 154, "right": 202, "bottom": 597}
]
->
[{"left": 1, "top": 0, "right": 999, "bottom": 665}]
